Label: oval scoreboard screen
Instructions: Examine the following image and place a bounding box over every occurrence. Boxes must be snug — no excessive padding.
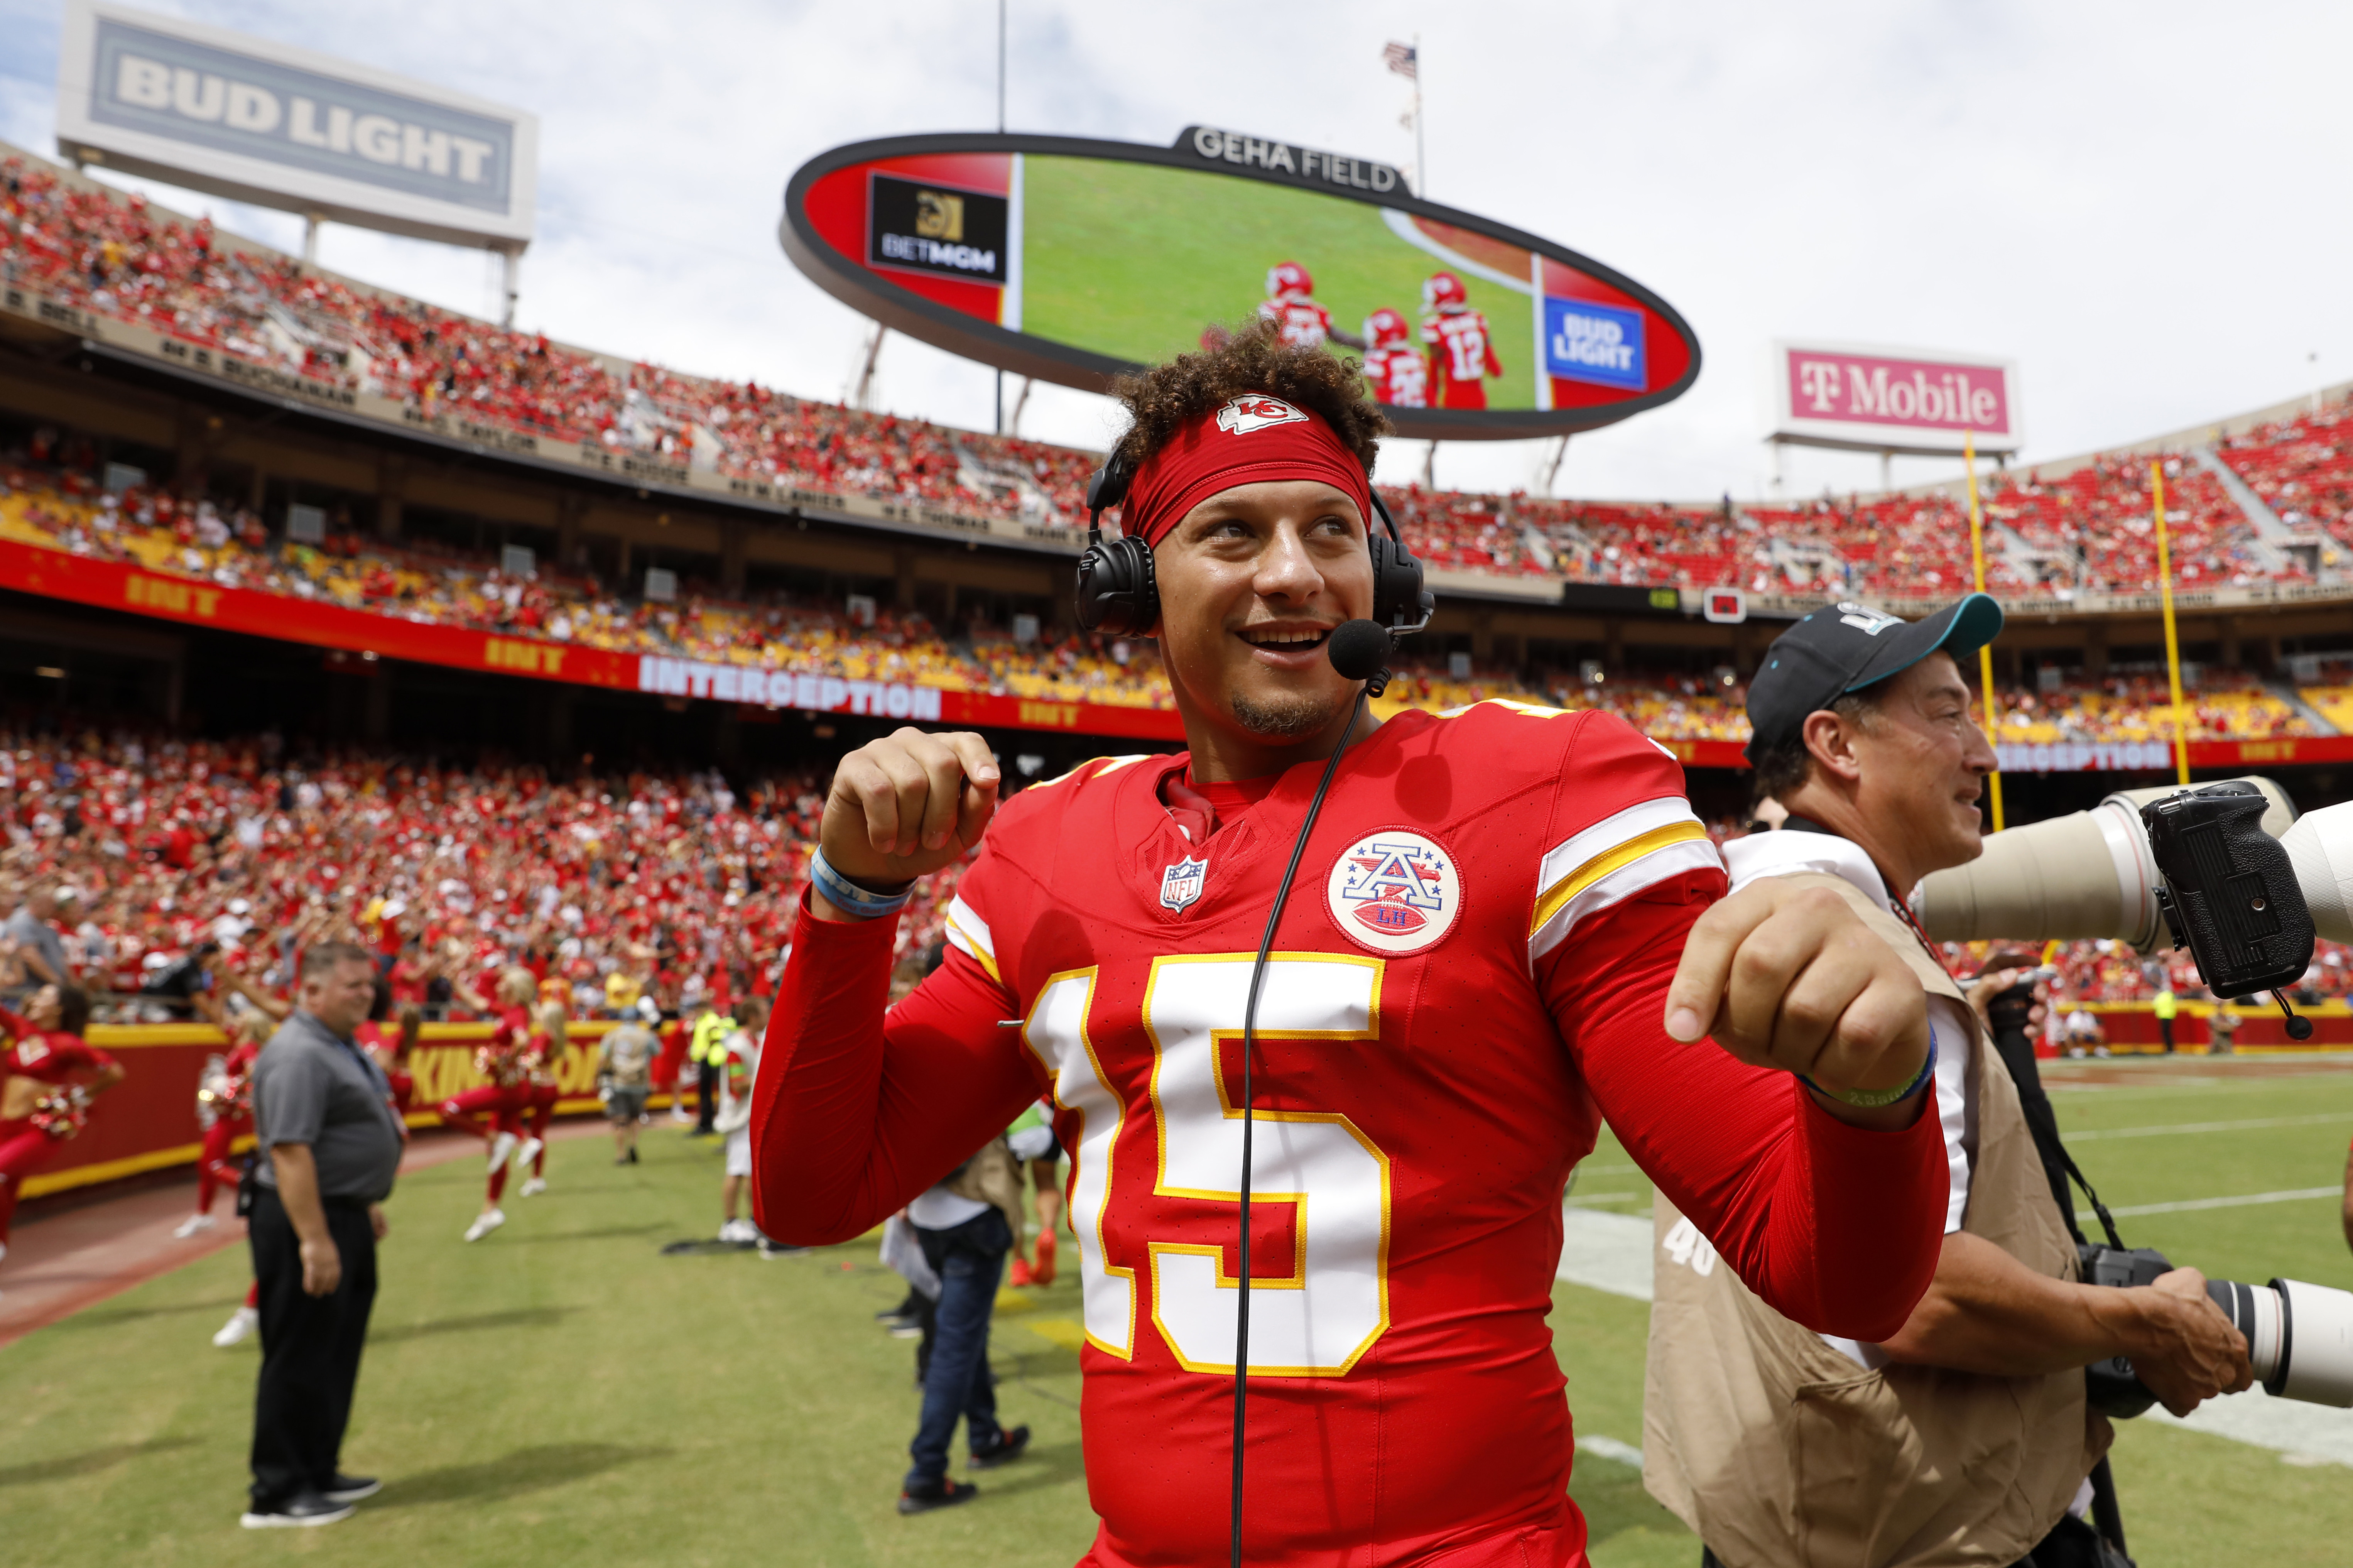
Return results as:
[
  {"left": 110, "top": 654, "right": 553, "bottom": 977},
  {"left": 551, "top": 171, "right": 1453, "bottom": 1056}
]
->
[{"left": 781, "top": 127, "right": 1699, "bottom": 440}]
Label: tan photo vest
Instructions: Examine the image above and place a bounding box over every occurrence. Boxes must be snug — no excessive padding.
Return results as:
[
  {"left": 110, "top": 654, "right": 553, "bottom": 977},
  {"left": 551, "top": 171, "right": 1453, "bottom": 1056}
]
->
[{"left": 1640, "top": 871, "right": 2109, "bottom": 1568}]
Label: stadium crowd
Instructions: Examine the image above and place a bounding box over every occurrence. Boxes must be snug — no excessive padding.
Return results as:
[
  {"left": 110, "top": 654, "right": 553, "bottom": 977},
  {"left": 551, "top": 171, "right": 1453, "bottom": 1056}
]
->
[
  {"left": 4, "top": 724, "right": 2345, "bottom": 1050},
  {"left": 3, "top": 458, "right": 2344, "bottom": 743},
  {"left": 0, "top": 726, "right": 968, "bottom": 1027},
  {"left": 7, "top": 149, "right": 2353, "bottom": 606}
]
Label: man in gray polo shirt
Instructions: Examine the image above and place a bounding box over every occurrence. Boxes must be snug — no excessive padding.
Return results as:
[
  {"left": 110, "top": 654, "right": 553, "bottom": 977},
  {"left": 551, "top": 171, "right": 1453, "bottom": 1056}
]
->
[{"left": 243, "top": 941, "right": 405, "bottom": 1529}]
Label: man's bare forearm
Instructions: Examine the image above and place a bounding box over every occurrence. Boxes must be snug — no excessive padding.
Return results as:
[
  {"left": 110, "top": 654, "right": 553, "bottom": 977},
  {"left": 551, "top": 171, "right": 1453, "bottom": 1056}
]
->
[{"left": 270, "top": 1143, "right": 332, "bottom": 1244}]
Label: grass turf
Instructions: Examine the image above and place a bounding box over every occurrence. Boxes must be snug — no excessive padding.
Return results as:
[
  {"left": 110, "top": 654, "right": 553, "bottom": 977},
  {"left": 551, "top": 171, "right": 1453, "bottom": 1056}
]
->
[
  {"left": 1019, "top": 155, "right": 1538, "bottom": 411},
  {"left": 5, "top": 1061, "right": 2353, "bottom": 1566}
]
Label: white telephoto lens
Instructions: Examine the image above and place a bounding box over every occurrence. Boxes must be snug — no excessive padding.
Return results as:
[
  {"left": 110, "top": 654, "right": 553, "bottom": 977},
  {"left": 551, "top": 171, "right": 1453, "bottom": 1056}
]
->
[{"left": 2272, "top": 1277, "right": 2353, "bottom": 1407}]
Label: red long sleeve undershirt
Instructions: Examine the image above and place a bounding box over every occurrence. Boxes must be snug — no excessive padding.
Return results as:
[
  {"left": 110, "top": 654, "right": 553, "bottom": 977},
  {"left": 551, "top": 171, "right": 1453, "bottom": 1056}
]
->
[{"left": 751, "top": 882, "right": 1946, "bottom": 1345}]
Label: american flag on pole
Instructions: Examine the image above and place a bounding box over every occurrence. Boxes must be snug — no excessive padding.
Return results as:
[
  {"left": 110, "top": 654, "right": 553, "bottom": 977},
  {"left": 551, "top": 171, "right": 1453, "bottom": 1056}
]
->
[{"left": 1383, "top": 41, "right": 1418, "bottom": 79}]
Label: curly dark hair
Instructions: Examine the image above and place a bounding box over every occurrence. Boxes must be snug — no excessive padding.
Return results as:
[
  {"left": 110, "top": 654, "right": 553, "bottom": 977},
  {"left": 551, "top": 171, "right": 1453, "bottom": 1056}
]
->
[{"left": 1106, "top": 318, "right": 1390, "bottom": 476}]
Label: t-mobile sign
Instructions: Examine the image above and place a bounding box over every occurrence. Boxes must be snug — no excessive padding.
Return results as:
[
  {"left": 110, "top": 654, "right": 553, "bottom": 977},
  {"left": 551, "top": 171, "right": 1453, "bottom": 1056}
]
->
[{"left": 1772, "top": 341, "right": 2020, "bottom": 455}]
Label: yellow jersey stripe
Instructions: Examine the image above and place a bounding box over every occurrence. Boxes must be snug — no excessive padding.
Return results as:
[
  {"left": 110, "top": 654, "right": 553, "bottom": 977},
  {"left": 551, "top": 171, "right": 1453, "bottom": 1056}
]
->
[{"left": 1529, "top": 819, "right": 1711, "bottom": 937}]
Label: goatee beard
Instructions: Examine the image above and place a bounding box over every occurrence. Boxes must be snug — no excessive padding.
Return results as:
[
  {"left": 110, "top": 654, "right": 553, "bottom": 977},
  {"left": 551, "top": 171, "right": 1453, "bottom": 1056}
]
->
[{"left": 1229, "top": 689, "right": 1341, "bottom": 740}]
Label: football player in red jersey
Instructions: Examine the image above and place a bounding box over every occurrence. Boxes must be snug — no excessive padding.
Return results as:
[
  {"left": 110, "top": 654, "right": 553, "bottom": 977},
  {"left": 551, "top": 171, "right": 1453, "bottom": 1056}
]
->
[
  {"left": 1420, "top": 271, "right": 1503, "bottom": 410},
  {"left": 1361, "top": 308, "right": 1428, "bottom": 408},
  {"left": 515, "top": 1001, "right": 569, "bottom": 1196},
  {"left": 438, "top": 966, "right": 537, "bottom": 1240},
  {"left": 0, "top": 984, "right": 124, "bottom": 1279},
  {"left": 753, "top": 322, "right": 1949, "bottom": 1560},
  {"left": 1256, "top": 262, "right": 1364, "bottom": 353}
]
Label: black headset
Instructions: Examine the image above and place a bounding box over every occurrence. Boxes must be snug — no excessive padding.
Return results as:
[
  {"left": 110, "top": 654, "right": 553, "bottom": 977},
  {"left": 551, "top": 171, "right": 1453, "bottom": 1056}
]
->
[{"left": 1073, "top": 446, "right": 1435, "bottom": 639}]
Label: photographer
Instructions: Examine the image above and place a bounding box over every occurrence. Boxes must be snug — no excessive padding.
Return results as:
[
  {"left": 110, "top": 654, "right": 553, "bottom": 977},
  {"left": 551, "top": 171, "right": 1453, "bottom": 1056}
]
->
[{"left": 1644, "top": 597, "right": 2250, "bottom": 1568}]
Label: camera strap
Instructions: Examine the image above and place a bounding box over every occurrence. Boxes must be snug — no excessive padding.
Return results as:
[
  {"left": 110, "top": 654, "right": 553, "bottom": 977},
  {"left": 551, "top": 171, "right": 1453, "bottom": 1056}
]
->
[{"left": 1983, "top": 1023, "right": 2126, "bottom": 1252}]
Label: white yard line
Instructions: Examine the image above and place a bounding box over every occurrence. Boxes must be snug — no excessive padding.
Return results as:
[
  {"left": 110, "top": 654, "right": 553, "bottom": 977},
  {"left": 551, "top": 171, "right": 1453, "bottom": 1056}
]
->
[
  {"left": 2149, "top": 1384, "right": 2353, "bottom": 1467},
  {"left": 1555, "top": 1207, "right": 1655, "bottom": 1301},
  {"left": 2066, "top": 1113, "right": 2350, "bottom": 1142},
  {"left": 2105, "top": 1186, "right": 2340, "bottom": 1217},
  {"left": 1577, "top": 1434, "right": 1645, "bottom": 1468}
]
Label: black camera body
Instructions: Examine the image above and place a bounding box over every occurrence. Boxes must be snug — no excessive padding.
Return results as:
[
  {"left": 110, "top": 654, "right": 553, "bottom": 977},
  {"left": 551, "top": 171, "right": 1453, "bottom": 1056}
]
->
[
  {"left": 2079, "top": 1241, "right": 2353, "bottom": 1412},
  {"left": 2078, "top": 1244, "right": 2178, "bottom": 1417},
  {"left": 2141, "top": 782, "right": 2315, "bottom": 1001}
]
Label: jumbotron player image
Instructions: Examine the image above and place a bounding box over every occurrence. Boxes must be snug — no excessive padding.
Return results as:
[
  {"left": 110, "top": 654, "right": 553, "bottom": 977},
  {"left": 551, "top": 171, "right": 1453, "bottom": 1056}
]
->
[{"left": 753, "top": 323, "right": 1951, "bottom": 1564}]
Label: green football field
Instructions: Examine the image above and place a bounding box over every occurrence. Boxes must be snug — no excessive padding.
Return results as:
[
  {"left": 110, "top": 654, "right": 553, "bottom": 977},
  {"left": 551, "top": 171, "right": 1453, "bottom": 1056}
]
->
[
  {"left": 1018, "top": 155, "right": 1539, "bottom": 410},
  {"left": 6, "top": 1059, "right": 2353, "bottom": 1566}
]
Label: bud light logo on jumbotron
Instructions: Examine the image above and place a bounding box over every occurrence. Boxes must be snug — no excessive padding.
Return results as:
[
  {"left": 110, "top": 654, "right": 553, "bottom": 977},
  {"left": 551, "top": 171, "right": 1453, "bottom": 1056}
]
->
[{"left": 1544, "top": 298, "right": 1646, "bottom": 391}]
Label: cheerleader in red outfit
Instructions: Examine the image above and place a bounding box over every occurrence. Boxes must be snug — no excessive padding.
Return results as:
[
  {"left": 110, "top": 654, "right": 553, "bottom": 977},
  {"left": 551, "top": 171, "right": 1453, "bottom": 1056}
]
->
[
  {"left": 0, "top": 985, "right": 125, "bottom": 1285},
  {"left": 438, "top": 967, "right": 536, "bottom": 1242},
  {"left": 361, "top": 1001, "right": 423, "bottom": 1117},
  {"left": 175, "top": 1014, "right": 262, "bottom": 1240},
  {"left": 514, "top": 1001, "right": 568, "bottom": 1196}
]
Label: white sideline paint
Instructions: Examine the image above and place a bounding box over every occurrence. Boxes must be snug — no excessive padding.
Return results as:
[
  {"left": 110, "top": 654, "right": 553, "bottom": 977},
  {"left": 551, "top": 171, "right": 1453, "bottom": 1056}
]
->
[
  {"left": 1556, "top": 1206, "right": 1655, "bottom": 1301},
  {"left": 2068, "top": 1113, "right": 2351, "bottom": 1142},
  {"left": 2105, "top": 1186, "right": 2339, "bottom": 1218},
  {"left": 2148, "top": 1383, "right": 2353, "bottom": 1467},
  {"left": 1577, "top": 1434, "right": 1645, "bottom": 1468}
]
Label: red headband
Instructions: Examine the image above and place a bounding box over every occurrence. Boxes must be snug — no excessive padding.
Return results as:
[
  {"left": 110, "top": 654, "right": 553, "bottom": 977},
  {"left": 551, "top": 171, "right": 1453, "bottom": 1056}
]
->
[{"left": 1118, "top": 394, "right": 1375, "bottom": 550}]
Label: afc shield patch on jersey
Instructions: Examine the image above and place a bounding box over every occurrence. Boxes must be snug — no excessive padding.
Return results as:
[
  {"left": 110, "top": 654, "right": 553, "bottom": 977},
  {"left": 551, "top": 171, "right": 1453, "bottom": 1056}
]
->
[
  {"left": 1325, "top": 830, "right": 1460, "bottom": 955},
  {"left": 1159, "top": 855, "right": 1208, "bottom": 912}
]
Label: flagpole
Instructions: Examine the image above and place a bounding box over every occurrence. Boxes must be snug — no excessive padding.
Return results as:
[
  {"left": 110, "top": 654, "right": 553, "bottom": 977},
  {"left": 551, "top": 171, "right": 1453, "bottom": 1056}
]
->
[
  {"left": 2152, "top": 461, "right": 2192, "bottom": 786},
  {"left": 1963, "top": 431, "right": 2004, "bottom": 832}
]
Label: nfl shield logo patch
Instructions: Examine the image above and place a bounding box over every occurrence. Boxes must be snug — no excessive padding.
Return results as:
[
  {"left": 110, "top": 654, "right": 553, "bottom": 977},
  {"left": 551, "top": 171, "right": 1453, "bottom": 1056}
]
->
[
  {"left": 1159, "top": 856, "right": 1208, "bottom": 912},
  {"left": 1325, "top": 830, "right": 1461, "bottom": 955}
]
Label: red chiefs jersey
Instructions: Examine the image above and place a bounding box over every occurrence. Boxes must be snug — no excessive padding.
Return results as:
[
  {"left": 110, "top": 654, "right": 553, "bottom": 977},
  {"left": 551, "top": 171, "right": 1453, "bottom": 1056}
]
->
[
  {"left": 1258, "top": 296, "right": 1334, "bottom": 350},
  {"left": 1365, "top": 343, "right": 1429, "bottom": 408},
  {"left": 2, "top": 1025, "right": 115, "bottom": 1083},
  {"left": 1422, "top": 309, "right": 1502, "bottom": 409},
  {"left": 755, "top": 703, "right": 1947, "bottom": 1567},
  {"left": 476, "top": 1005, "right": 533, "bottom": 1087}
]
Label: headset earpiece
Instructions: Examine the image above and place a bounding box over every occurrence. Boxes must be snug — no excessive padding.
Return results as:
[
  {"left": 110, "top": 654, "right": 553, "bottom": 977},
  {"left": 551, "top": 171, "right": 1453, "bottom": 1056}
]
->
[
  {"left": 1075, "top": 451, "right": 1159, "bottom": 635},
  {"left": 1366, "top": 490, "right": 1434, "bottom": 635},
  {"left": 1071, "top": 453, "right": 1434, "bottom": 639}
]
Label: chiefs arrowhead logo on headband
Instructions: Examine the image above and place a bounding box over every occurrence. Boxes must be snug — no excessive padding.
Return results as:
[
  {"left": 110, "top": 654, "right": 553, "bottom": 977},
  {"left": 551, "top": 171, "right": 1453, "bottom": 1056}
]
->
[
  {"left": 1121, "top": 393, "right": 1374, "bottom": 549},
  {"left": 1214, "top": 395, "right": 1310, "bottom": 436}
]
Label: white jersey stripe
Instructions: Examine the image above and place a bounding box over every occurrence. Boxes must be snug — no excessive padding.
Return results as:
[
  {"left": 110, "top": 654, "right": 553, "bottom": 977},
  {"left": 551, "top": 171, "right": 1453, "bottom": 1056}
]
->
[
  {"left": 1529, "top": 796, "right": 1718, "bottom": 969},
  {"left": 942, "top": 894, "right": 999, "bottom": 982},
  {"left": 1529, "top": 840, "right": 1724, "bottom": 968},
  {"left": 1535, "top": 796, "right": 1703, "bottom": 905}
]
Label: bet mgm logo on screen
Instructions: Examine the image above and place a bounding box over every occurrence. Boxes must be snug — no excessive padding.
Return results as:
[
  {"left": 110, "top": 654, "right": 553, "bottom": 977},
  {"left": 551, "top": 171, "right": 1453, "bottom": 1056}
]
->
[{"left": 867, "top": 174, "right": 1009, "bottom": 285}]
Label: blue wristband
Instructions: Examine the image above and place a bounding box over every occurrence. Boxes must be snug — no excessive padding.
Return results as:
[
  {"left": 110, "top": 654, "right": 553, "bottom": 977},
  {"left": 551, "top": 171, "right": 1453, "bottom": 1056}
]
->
[
  {"left": 1800, "top": 1023, "right": 1939, "bottom": 1110},
  {"left": 809, "top": 850, "right": 915, "bottom": 921}
]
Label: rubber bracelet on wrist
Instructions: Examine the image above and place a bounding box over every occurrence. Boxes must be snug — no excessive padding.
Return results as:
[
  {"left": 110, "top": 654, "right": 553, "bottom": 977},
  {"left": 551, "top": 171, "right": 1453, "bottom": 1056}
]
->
[
  {"left": 809, "top": 849, "right": 915, "bottom": 920},
  {"left": 1800, "top": 1025, "right": 1939, "bottom": 1110}
]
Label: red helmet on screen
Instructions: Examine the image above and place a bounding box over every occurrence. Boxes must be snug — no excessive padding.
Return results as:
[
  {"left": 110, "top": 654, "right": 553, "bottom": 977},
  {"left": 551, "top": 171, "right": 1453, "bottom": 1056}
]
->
[
  {"left": 1366, "top": 308, "right": 1410, "bottom": 348},
  {"left": 1266, "top": 261, "right": 1314, "bottom": 299},
  {"left": 1422, "top": 271, "right": 1468, "bottom": 311}
]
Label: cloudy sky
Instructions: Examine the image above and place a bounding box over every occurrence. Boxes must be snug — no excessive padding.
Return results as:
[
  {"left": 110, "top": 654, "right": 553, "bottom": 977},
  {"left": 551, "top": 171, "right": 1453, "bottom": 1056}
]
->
[{"left": 5, "top": 0, "right": 2348, "bottom": 502}]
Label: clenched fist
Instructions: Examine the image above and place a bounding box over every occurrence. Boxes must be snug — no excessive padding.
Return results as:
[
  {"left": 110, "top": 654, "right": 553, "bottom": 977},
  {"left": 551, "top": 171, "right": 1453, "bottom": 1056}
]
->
[
  {"left": 1663, "top": 879, "right": 1933, "bottom": 1125},
  {"left": 812, "top": 728, "right": 1000, "bottom": 921}
]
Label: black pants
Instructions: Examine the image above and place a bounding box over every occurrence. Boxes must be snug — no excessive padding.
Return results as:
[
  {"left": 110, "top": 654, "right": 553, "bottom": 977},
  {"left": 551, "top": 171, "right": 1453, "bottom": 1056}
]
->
[
  {"left": 248, "top": 1188, "right": 378, "bottom": 1507},
  {"left": 695, "top": 1060, "right": 719, "bottom": 1132}
]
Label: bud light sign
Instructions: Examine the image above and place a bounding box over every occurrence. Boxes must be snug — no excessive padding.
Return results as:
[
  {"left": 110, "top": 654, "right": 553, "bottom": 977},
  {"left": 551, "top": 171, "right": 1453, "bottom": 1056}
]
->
[
  {"left": 1544, "top": 298, "right": 1645, "bottom": 391},
  {"left": 1772, "top": 341, "right": 2020, "bottom": 455}
]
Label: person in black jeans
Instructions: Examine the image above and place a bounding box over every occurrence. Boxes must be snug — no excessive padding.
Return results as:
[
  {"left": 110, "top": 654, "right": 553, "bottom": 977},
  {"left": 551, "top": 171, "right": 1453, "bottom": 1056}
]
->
[
  {"left": 243, "top": 942, "right": 406, "bottom": 1529},
  {"left": 899, "top": 1197, "right": 1030, "bottom": 1512}
]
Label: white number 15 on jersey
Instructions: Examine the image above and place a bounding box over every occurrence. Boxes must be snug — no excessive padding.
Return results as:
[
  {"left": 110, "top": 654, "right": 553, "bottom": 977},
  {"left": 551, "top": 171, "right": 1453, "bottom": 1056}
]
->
[{"left": 1022, "top": 954, "right": 1390, "bottom": 1379}]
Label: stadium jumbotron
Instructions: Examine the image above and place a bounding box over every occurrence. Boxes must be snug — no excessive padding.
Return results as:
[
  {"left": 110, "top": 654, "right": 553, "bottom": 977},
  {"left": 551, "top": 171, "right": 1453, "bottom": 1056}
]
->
[{"left": 9, "top": 2, "right": 2353, "bottom": 1563}]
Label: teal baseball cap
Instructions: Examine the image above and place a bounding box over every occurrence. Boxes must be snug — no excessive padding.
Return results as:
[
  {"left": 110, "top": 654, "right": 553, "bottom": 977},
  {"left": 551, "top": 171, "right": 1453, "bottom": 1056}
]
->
[{"left": 1744, "top": 594, "right": 2005, "bottom": 763}]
